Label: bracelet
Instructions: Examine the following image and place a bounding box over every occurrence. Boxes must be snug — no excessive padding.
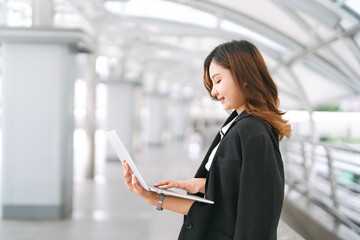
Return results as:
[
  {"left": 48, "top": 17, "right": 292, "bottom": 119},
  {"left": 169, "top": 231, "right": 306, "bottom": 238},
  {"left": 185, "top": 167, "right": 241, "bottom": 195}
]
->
[{"left": 155, "top": 193, "right": 165, "bottom": 211}]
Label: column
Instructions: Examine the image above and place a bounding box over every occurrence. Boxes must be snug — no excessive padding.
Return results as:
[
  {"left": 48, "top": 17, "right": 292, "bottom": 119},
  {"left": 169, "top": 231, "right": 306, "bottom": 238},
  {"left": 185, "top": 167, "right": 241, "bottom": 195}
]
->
[
  {"left": 144, "top": 93, "right": 167, "bottom": 147},
  {"left": 0, "top": 1, "right": 8, "bottom": 26},
  {"left": 32, "top": 0, "right": 54, "bottom": 27},
  {"left": 0, "top": 28, "right": 95, "bottom": 219},
  {"left": 83, "top": 54, "right": 97, "bottom": 178},
  {"left": 105, "top": 79, "right": 139, "bottom": 160},
  {"left": 169, "top": 96, "right": 187, "bottom": 141}
]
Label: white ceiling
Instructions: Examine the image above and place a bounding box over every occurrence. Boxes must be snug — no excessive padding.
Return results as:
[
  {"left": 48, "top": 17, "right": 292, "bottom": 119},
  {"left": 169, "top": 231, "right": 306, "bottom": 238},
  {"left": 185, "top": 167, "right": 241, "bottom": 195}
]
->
[{"left": 3, "top": 0, "right": 360, "bottom": 110}]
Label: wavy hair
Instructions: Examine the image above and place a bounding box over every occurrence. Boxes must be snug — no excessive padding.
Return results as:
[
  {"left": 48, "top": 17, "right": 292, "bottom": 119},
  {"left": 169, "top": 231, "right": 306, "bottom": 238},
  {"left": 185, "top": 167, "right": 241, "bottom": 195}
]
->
[{"left": 203, "top": 40, "right": 291, "bottom": 140}]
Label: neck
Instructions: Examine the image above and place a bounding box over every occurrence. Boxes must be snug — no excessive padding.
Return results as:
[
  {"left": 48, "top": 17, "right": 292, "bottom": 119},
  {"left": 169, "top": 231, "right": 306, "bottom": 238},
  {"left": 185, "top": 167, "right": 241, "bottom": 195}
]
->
[{"left": 236, "top": 105, "right": 246, "bottom": 115}]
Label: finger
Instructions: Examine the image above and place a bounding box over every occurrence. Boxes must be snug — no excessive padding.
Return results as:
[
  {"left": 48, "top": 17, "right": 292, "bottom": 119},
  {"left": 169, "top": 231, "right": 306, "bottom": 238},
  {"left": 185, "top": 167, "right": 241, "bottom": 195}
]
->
[
  {"left": 123, "top": 161, "right": 128, "bottom": 174},
  {"left": 126, "top": 181, "right": 134, "bottom": 191},
  {"left": 125, "top": 162, "right": 132, "bottom": 177},
  {"left": 123, "top": 163, "right": 129, "bottom": 178},
  {"left": 154, "top": 180, "right": 172, "bottom": 187},
  {"left": 125, "top": 177, "right": 132, "bottom": 185},
  {"left": 160, "top": 182, "right": 176, "bottom": 189},
  {"left": 125, "top": 162, "right": 135, "bottom": 178},
  {"left": 126, "top": 174, "right": 136, "bottom": 191},
  {"left": 163, "top": 181, "right": 184, "bottom": 190},
  {"left": 122, "top": 160, "right": 127, "bottom": 171},
  {"left": 123, "top": 162, "right": 132, "bottom": 184}
]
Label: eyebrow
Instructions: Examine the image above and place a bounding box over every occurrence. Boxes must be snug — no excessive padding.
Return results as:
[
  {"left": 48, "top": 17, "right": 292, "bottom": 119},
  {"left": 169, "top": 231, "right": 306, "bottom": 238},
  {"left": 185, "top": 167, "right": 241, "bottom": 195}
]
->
[{"left": 211, "top": 73, "right": 220, "bottom": 80}]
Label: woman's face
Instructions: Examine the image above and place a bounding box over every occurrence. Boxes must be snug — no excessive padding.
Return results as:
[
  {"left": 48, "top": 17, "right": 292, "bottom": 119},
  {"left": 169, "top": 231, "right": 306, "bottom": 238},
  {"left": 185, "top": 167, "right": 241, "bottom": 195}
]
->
[{"left": 209, "top": 60, "right": 246, "bottom": 113}]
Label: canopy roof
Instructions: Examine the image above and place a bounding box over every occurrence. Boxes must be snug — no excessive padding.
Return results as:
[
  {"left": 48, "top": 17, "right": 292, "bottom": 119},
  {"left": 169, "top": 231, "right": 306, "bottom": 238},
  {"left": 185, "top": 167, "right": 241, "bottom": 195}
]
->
[{"left": 4, "top": 0, "right": 360, "bottom": 110}]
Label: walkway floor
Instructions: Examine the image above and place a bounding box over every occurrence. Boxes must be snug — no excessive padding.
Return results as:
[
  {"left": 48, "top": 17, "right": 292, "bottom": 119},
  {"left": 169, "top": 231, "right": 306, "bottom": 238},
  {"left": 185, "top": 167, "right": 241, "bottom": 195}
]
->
[{"left": 0, "top": 141, "right": 303, "bottom": 240}]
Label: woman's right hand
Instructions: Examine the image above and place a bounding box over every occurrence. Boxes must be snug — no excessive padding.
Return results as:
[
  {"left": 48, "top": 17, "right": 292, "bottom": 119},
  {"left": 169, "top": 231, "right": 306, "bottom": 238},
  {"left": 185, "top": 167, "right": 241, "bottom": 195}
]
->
[
  {"left": 154, "top": 178, "right": 206, "bottom": 194},
  {"left": 122, "top": 160, "right": 158, "bottom": 205}
]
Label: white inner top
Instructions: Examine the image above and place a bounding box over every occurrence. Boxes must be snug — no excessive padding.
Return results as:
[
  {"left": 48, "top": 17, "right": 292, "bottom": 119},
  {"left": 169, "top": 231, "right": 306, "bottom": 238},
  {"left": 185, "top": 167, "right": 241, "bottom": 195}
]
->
[{"left": 205, "top": 116, "right": 237, "bottom": 171}]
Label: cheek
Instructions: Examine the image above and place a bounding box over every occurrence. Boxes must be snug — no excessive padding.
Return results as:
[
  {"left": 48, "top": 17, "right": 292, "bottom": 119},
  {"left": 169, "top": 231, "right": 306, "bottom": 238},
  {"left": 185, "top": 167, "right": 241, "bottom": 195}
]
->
[{"left": 231, "top": 89, "right": 244, "bottom": 104}]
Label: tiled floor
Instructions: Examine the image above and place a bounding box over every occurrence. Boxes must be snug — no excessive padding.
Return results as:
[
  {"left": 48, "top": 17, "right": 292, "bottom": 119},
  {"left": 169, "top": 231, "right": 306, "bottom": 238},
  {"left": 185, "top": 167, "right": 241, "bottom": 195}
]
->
[{"left": 0, "top": 142, "right": 303, "bottom": 240}]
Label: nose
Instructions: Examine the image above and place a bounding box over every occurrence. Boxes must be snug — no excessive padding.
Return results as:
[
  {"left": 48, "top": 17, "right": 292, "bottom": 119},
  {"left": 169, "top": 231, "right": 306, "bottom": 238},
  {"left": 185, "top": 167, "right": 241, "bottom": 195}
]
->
[{"left": 211, "top": 84, "right": 218, "bottom": 97}]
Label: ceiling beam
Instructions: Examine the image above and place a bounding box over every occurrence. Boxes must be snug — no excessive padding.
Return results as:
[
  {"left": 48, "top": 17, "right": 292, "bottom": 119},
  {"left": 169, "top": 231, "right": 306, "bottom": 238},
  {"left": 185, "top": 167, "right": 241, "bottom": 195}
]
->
[
  {"left": 166, "top": 0, "right": 303, "bottom": 50},
  {"left": 285, "top": 24, "right": 360, "bottom": 65}
]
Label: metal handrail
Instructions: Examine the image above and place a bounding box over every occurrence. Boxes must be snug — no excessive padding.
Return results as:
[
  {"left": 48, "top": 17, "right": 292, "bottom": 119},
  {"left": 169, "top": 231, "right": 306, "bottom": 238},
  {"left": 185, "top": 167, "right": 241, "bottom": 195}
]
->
[
  {"left": 289, "top": 138, "right": 360, "bottom": 154},
  {"left": 283, "top": 139, "right": 360, "bottom": 236},
  {"left": 288, "top": 179, "right": 360, "bottom": 234},
  {"left": 287, "top": 152, "right": 360, "bottom": 169}
]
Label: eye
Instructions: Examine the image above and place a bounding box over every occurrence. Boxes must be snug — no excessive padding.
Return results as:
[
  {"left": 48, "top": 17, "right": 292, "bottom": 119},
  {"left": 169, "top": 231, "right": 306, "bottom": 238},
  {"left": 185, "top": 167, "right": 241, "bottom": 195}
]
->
[{"left": 215, "top": 79, "right": 222, "bottom": 84}]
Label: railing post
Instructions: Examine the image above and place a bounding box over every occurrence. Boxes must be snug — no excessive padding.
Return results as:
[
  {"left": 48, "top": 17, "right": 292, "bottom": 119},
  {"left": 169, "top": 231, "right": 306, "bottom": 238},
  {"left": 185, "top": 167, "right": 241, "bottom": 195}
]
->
[
  {"left": 301, "top": 142, "right": 311, "bottom": 200},
  {"left": 325, "top": 147, "right": 339, "bottom": 209},
  {"left": 308, "top": 144, "right": 317, "bottom": 182},
  {"left": 301, "top": 142, "right": 308, "bottom": 180},
  {"left": 281, "top": 141, "right": 293, "bottom": 197},
  {"left": 281, "top": 142, "right": 289, "bottom": 180}
]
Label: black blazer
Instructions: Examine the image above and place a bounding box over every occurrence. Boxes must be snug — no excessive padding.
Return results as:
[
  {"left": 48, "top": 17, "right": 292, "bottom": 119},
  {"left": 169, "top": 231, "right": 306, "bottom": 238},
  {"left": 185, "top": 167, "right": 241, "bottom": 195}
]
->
[{"left": 178, "top": 110, "right": 284, "bottom": 240}]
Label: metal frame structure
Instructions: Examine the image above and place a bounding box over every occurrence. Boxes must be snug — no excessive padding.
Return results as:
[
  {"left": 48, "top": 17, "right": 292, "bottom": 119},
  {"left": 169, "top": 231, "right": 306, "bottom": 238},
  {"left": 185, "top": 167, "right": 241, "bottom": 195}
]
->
[{"left": 47, "top": 0, "right": 360, "bottom": 109}]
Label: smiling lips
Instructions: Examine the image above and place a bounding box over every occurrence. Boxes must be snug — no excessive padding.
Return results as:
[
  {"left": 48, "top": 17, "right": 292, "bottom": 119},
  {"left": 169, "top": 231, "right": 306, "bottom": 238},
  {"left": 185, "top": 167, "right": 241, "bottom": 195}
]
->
[{"left": 218, "top": 97, "right": 225, "bottom": 104}]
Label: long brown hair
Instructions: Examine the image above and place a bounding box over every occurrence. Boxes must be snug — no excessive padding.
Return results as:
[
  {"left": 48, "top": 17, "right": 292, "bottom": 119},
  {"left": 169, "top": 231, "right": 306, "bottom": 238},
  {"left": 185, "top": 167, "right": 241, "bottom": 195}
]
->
[{"left": 203, "top": 40, "right": 291, "bottom": 140}]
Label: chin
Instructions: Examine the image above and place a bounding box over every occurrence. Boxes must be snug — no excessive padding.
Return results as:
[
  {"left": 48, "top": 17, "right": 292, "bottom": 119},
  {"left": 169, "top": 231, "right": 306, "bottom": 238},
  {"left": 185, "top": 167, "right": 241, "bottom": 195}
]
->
[{"left": 222, "top": 105, "right": 231, "bottom": 111}]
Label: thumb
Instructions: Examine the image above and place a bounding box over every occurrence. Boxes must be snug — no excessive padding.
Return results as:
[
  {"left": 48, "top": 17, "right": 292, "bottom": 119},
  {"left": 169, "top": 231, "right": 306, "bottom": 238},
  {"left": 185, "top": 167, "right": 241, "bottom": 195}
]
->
[{"left": 132, "top": 175, "right": 144, "bottom": 194}]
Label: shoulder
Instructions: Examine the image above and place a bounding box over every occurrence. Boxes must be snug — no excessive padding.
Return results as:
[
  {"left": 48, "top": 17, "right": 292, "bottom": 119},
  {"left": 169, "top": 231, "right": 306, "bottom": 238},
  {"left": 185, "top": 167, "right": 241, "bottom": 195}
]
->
[
  {"left": 236, "top": 115, "right": 268, "bottom": 134},
  {"left": 233, "top": 115, "right": 276, "bottom": 145}
]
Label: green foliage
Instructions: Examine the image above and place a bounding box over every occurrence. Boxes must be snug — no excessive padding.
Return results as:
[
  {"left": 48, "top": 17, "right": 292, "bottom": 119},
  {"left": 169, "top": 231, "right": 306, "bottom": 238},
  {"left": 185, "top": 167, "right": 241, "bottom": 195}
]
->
[
  {"left": 313, "top": 104, "right": 340, "bottom": 111},
  {"left": 320, "top": 135, "right": 360, "bottom": 143}
]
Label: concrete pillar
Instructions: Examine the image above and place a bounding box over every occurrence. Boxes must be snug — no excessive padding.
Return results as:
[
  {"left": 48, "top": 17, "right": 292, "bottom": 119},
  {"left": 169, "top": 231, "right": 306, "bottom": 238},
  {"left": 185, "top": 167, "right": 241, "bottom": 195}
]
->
[
  {"left": 108, "top": 57, "right": 124, "bottom": 79},
  {"left": 0, "top": 28, "right": 95, "bottom": 219},
  {"left": 84, "top": 54, "right": 97, "bottom": 178},
  {"left": 144, "top": 93, "right": 167, "bottom": 147},
  {"left": 73, "top": 54, "right": 97, "bottom": 179},
  {"left": 32, "top": 0, "right": 54, "bottom": 27},
  {"left": 105, "top": 79, "right": 139, "bottom": 160},
  {"left": 169, "top": 96, "right": 187, "bottom": 141},
  {"left": 0, "top": 1, "right": 8, "bottom": 26}
]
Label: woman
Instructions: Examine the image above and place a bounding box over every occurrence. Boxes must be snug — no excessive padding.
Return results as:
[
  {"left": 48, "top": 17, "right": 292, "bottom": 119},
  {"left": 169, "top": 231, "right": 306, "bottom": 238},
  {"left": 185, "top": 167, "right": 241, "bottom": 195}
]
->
[{"left": 122, "top": 40, "right": 291, "bottom": 240}]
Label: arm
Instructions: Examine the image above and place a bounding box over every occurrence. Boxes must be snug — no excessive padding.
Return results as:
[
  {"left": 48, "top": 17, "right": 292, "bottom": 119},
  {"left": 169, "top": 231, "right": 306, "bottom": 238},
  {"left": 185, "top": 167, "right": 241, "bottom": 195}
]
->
[
  {"left": 234, "top": 135, "right": 284, "bottom": 239},
  {"left": 122, "top": 161, "right": 195, "bottom": 215}
]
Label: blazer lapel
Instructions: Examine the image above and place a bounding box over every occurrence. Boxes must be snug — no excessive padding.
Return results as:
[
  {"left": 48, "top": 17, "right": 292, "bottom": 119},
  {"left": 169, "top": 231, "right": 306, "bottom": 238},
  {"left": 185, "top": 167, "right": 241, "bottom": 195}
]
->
[
  {"left": 220, "top": 110, "right": 251, "bottom": 139},
  {"left": 221, "top": 110, "right": 238, "bottom": 127},
  {"left": 194, "top": 110, "right": 250, "bottom": 178}
]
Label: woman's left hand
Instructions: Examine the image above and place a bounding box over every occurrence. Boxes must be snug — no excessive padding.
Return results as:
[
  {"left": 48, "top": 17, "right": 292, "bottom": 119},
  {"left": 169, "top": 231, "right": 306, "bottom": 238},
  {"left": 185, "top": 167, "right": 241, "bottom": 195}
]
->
[{"left": 154, "top": 178, "right": 206, "bottom": 194}]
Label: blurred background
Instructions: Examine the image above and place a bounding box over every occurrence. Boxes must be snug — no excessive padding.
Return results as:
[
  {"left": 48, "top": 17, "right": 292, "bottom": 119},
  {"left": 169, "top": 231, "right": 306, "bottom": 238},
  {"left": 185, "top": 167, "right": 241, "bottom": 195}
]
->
[{"left": 0, "top": 0, "right": 360, "bottom": 239}]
